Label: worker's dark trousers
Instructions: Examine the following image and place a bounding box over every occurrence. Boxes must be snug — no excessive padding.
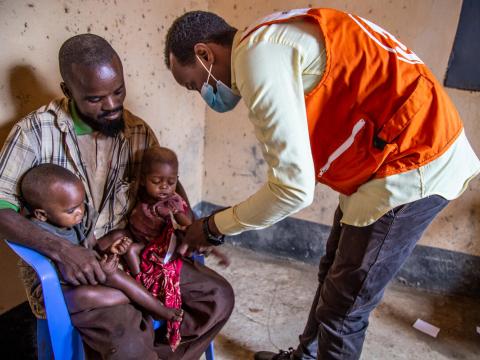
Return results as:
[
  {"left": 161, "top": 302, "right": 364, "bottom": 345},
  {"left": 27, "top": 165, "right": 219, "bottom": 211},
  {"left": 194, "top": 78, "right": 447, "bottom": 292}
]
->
[{"left": 292, "top": 195, "right": 449, "bottom": 360}]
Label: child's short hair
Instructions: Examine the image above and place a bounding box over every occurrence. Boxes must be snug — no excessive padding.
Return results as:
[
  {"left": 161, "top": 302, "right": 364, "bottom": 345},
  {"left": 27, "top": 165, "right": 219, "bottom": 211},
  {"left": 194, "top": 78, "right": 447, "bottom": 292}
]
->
[
  {"left": 21, "top": 164, "right": 80, "bottom": 209},
  {"left": 142, "top": 146, "right": 179, "bottom": 175}
]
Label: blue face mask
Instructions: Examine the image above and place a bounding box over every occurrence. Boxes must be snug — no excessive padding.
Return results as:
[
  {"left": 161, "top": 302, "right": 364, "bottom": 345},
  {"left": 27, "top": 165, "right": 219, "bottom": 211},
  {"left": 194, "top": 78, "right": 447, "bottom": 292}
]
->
[{"left": 196, "top": 55, "right": 241, "bottom": 113}]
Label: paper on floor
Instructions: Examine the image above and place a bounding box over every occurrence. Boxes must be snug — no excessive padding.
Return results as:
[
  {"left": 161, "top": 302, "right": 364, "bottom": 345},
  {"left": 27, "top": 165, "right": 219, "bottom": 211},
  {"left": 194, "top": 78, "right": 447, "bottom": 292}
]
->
[
  {"left": 476, "top": 326, "right": 480, "bottom": 335},
  {"left": 412, "top": 319, "right": 440, "bottom": 338}
]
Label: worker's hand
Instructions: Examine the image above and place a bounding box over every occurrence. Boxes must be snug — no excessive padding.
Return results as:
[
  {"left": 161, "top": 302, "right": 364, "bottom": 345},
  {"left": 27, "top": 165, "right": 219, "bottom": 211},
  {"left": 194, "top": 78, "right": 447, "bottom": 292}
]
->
[
  {"left": 56, "top": 244, "right": 107, "bottom": 286},
  {"left": 211, "top": 248, "right": 231, "bottom": 267},
  {"left": 176, "top": 218, "right": 212, "bottom": 256}
]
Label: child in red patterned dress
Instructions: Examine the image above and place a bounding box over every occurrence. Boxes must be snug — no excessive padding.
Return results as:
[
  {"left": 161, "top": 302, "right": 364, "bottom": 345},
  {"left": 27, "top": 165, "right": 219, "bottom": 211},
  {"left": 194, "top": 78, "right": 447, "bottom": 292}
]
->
[{"left": 121, "top": 146, "right": 229, "bottom": 351}]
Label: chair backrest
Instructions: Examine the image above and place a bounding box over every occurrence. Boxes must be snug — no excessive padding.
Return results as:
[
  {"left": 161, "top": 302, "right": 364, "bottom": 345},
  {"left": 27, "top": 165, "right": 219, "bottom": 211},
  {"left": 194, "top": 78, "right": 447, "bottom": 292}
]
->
[
  {"left": 6, "top": 240, "right": 85, "bottom": 360},
  {"left": 6, "top": 241, "right": 214, "bottom": 360}
]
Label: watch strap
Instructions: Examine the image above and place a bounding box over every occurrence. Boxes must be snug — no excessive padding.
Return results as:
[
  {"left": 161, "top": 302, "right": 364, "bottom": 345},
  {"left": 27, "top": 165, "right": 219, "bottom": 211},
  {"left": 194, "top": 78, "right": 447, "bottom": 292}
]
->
[{"left": 202, "top": 215, "right": 225, "bottom": 246}]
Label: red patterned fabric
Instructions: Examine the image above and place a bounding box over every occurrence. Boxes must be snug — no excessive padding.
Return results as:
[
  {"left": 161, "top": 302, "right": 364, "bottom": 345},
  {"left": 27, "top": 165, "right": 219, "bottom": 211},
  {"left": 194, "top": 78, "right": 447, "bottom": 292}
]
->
[{"left": 129, "top": 197, "right": 188, "bottom": 351}]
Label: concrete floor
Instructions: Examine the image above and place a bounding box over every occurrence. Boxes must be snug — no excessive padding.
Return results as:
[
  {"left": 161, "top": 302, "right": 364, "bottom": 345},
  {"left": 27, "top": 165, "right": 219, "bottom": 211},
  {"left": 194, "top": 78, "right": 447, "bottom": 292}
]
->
[
  {"left": 1, "top": 241, "right": 479, "bottom": 359},
  {"left": 204, "top": 245, "right": 480, "bottom": 360}
]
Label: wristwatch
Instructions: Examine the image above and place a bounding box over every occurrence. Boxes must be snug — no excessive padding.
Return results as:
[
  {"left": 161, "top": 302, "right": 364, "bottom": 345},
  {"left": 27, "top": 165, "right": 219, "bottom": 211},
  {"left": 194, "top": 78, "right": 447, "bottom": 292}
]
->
[{"left": 202, "top": 215, "right": 225, "bottom": 246}]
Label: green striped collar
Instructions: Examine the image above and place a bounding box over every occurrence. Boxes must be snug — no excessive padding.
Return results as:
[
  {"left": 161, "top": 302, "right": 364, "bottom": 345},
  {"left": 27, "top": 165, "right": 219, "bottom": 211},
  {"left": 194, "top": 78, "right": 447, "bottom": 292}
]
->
[{"left": 69, "top": 101, "right": 93, "bottom": 135}]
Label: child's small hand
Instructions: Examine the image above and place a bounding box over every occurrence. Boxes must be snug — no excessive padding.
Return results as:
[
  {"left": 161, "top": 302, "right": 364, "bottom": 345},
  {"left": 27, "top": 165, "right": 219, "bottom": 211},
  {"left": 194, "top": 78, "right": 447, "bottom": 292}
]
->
[
  {"left": 166, "top": 193, "right": 184, "bottom": 214},
  {"left": 153, "top": 204, "right": 171, "bottom": 218},
  {"left": 110, "top": 236, "right": 133, "bottom": 255},
  {"left": 100, "top": 254, "right": 119, "bottom": 274}
]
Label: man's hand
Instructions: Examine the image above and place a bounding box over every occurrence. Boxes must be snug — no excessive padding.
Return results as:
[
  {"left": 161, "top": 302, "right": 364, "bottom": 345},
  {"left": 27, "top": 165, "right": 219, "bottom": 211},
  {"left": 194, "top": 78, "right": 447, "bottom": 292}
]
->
[
  {"left": 0, "top": 209, "right": 106, "bottom": 286},
  {"left": 176, "top": 218, "right": 213, "bottom": 256},
  {"left": 99, "top": 254, "right": 119, "bottom": 275},
  {"left": 56, "top": 244, "right": 106, "bottom": 286}
]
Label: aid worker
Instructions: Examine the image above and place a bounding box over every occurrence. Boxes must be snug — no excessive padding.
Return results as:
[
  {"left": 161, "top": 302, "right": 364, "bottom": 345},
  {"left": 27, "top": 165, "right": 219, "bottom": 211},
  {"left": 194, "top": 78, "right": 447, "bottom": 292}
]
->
[{"left": 164, "top": 8, "right": 480, "bottom": 360}]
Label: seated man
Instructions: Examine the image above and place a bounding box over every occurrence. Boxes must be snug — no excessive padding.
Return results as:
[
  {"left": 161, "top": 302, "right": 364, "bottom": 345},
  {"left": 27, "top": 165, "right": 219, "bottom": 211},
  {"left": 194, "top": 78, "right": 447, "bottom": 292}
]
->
[{"left": 0, "top": 33, "right": 234, "bottom": 359}]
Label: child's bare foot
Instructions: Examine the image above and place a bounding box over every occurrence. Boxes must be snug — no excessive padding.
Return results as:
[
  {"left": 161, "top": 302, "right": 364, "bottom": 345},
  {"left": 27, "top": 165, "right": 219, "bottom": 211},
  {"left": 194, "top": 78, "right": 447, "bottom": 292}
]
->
[{"left": 154, "top": 306, "right": 184, "bottom": 322}]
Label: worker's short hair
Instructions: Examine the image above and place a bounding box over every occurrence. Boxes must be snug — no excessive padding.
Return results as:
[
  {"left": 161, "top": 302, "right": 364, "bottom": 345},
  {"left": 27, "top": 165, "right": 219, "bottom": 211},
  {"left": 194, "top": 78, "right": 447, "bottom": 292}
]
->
[{"left": 164, "top": 11, "right": 237, "bottom": 68}]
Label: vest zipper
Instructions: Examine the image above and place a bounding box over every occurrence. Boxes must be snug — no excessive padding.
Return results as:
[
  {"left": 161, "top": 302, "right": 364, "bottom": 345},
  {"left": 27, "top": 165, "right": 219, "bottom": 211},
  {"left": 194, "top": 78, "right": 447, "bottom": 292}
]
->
[{"left": 318, "top": 119, "right": 366, "bottom": 177}]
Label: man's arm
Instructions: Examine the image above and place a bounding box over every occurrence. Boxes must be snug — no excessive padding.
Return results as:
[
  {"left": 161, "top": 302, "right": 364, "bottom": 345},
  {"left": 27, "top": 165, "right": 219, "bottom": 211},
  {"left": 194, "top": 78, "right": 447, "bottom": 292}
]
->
[
  {"left": 0, "top": 208, "right": 106, "bottom": 285},
  {"left": 0, "top": 120, "right": 107, "bottom": 286}
]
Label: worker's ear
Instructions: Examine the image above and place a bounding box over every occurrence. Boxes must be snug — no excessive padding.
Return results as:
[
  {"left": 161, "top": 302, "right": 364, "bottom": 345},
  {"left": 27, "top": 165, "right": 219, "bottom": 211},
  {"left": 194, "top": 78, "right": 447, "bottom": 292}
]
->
[
  {"left": 194, "top": 43, "right": 214, "bottom": 65},
  {"left": 33, "top": 208, "right": 48, "bottom": 222},
  {"left": 60, "top": 82, "right": 73, "bottom": 99}
]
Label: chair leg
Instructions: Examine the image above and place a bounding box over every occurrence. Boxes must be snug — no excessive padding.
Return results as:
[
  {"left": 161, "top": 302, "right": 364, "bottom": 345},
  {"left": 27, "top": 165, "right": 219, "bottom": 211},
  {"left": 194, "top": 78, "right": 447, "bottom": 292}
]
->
[
  {"left": 37, "top": 319, "right": 54, "bottom": 360},
  {"left": 205, "top": 341, "right": 215, "bottom": 360}
]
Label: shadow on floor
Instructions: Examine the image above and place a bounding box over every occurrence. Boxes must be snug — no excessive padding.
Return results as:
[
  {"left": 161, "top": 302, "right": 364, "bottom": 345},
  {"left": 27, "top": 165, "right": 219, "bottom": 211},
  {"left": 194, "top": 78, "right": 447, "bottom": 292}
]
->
[
  {"left": 212, "top": 333, "right": 256, "bottom": 360},
  {"left": 0, "top": 301, "right": 36, "bottom": 359}
]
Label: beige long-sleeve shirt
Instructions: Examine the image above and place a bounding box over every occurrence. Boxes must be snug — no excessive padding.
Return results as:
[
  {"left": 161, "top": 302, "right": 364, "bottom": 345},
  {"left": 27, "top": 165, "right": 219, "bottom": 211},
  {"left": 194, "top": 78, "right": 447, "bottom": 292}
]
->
[{"left": 214, "top": 19, "right": 480, "bottom": 235}]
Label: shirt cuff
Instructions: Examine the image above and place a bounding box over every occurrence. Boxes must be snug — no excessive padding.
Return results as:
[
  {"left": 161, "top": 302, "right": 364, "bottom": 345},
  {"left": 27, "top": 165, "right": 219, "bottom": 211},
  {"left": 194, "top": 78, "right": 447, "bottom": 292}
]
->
[{"left": 214, "top": 207, "right": 248, "bottom": 235}]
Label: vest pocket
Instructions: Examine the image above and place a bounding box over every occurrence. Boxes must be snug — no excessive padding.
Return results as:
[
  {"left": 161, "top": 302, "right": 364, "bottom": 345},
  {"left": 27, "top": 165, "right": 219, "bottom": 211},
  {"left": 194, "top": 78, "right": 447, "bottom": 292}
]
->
[
  {"left": 318, "top": 118, "right": 367, "bottom": 176},
  {"left": 376, "top": 75, "right": 433, "bottom": 144},
  {"left": 317, "top": 116, "right": 386, "bottom": 194}
]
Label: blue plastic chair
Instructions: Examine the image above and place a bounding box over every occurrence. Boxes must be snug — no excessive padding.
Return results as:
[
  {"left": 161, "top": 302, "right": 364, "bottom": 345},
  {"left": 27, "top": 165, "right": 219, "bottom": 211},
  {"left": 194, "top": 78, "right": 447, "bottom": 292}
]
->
[{"left": 6, "top": 241, "right": 215, "bottom": 360}]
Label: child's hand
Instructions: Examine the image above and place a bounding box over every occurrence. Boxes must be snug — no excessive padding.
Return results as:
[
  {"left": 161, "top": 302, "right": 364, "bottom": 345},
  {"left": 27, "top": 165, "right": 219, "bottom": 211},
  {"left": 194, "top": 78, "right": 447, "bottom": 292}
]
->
[
  {"left": 166, "top": 193, "right": 184, "bottom": 214},
  {"left": 153, "top": 203, "right": 171, "bottom": 218},
  {"left": 152, "top": 194, "right": 185, "bottom": 218},
  {"left": 110, "top": 236, "right": 133, "bottom": 255},
  {"left": 99, "top": 254, "right": 119, "bottom": 274}
]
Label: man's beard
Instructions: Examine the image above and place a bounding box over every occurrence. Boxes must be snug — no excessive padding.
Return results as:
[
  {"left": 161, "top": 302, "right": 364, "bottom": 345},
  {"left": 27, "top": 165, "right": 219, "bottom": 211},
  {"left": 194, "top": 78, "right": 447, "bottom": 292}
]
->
[{"left": 77, "top": 106, "right": 125, "bottom": 137}]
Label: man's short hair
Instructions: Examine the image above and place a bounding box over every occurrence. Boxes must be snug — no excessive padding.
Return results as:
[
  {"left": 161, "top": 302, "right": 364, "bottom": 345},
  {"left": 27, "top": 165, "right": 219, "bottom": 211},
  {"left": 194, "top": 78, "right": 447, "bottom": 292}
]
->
[
  {"left": 21, "top": 164, "right": 81, "bottom": 209},
  {"left": 164, "top": 11, "right": 237, "bottom": 68},
  {"left": 142, "top": 146, "right": 179, "bottom": 175},
  {"left": 59, "top": 33, "right": 119, "bottom": 82}
]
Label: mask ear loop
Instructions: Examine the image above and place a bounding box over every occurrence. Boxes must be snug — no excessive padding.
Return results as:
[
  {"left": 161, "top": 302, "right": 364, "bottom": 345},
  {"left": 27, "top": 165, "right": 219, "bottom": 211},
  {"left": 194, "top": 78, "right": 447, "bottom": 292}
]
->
[{"left": 196, "top": 55, "right": 218, "bottom": 83}]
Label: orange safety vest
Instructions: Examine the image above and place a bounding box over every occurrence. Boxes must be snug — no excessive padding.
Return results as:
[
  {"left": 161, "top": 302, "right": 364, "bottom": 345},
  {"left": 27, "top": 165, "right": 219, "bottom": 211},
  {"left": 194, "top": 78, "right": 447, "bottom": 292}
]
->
[{"left": 240, "top": 8, "right": 463, "bottom": 195}]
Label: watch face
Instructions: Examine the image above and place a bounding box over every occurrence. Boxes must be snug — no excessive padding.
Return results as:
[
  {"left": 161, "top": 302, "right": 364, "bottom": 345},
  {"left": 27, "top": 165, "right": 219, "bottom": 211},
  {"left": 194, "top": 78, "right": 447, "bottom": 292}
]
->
[{"left": 207, "top": 234, "right": 225, "bottom": 246}]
